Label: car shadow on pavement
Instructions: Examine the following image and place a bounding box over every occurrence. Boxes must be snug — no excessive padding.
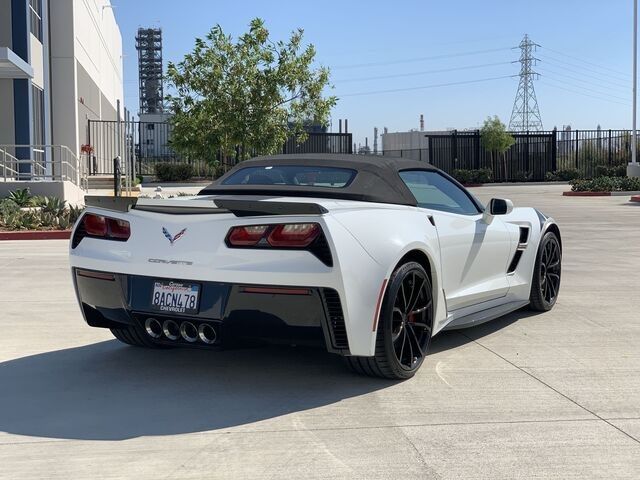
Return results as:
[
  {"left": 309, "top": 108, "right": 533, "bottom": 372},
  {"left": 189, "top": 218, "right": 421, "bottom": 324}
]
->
[
  {"left": 0, "top": 341, "right": 393, "bottom": 441},
  {"left": 0, "top": 308, "right": 537, "bottom": 441},
  {"left": 429, "top": 307, "right": 540, "bottom": 354}
]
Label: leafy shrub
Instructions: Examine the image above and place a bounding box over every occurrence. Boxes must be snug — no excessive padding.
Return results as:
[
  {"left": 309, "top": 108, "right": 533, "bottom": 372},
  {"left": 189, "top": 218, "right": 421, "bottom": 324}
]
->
[
  {"left": 0, "top": 199, "right": 20, "bottom": 217},
  {"left": 570, "top": 176, "right": 640, "bottom": 192},
  {"left": 594, "top": 165, "right": 627, "bottom": 178},
  {"left": 7, "top": 188, "right": 33, "bottom": 207},
  {"left": 545, "top": 168, "right": 582, "bottom": 181},
  {"left": 68, "top": 205, "right": 84, "bottom": 224},
  {"left": 2, "top": 210, "right": 41, "bottom": 230},
  {"left": 512, "top": 171, "right": 533, "bottom": 182},
  {"left": 154, "top": 163, "right": 194, "bottom": 182},
  {"left": 35, "top": 196, "right": 67, "bottom": 217},
  {"left": 451, "top": 168, "right": 492, "bottom": 184},
  {"left": 1, "top": 194, "right": 84, "bottom": 231}
]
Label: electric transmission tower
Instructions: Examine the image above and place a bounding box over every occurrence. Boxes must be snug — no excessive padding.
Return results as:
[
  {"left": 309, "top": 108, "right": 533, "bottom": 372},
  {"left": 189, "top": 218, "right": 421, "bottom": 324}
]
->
[
  {"left": 136, "top": 28, "right": 164, "bottom": 114},
  {"left": 509, "top": 34, "right": 543, "bottom": 131}
]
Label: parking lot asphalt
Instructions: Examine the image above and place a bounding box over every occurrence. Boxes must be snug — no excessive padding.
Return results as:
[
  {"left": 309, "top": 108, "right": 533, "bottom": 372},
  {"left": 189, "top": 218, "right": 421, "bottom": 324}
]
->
[{"left": 1, "top": 184, "right": 639, "bottom": 479}]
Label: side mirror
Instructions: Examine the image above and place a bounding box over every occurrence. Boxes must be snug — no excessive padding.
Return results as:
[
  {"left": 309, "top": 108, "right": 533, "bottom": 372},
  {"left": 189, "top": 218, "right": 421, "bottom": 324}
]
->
[
  {"left": 489, "top": 198, "right": 514, "bottom": 215},
  {"left": 483, "top": 198, "right": 513, "bottom": 223}
]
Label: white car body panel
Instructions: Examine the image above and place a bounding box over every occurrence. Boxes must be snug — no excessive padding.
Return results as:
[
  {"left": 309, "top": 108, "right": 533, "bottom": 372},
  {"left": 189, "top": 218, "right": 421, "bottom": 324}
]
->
[{"left": 70, "top": 191, "right": 556, "bottom": 356}]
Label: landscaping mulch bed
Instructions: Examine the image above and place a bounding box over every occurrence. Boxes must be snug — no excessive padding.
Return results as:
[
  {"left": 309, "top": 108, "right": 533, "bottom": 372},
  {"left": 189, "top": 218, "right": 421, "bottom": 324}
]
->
[
  {"left": 563, "top": 190, "right": 640, "bottom": 197},
  {"left": 0, "top": 230, "right": 71, "bottom": 240}
]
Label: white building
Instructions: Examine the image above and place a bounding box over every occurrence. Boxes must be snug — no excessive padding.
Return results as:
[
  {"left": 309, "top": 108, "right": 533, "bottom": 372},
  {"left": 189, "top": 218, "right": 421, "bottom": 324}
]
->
[{"left": 0, "top": 0, "right": 123, "bottom": 199}]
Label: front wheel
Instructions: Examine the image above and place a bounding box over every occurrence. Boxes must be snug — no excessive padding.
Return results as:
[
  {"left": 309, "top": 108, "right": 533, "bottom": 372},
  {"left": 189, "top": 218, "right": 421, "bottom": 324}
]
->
[
  {"left": 347, "top": 261, "right": 434, "bottom": 380},
  {"left": 529, "top": 231, "right": 562, "bottom": 311}
]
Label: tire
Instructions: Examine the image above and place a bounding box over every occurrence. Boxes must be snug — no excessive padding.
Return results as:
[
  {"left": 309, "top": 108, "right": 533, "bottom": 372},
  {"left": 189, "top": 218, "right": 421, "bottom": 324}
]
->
[
  {"left": 110, "top": 324, "right": 167, "bottom": 349},
  {"left": 346, "top": 261, "right": 434, "bottom": 380},
  {"left": 529, "top": 231, "right": 562, "bottom": 311}
]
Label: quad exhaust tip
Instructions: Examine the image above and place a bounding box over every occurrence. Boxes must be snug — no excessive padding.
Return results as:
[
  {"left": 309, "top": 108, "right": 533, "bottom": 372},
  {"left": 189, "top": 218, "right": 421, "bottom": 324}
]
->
[
  {"left": 162, "top": 319, "right": 180, "bottom": 341},
  {"left": 147, "top": 318, "right": 218, "bottom": 344},
  {"left": 179, "top": 321, "right": 199, "bottom": 343},
  {"left": 198, "top": 323, "right": 217, "bottom": 344},
  {"left": 144, "top": 318, "right": 163, "bottom": 339}
]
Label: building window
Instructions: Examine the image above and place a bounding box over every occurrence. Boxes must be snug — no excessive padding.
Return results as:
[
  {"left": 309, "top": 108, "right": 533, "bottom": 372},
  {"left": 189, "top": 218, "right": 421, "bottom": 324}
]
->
[{"left": 29, "top": 0, "right": 43, "bottom": 41}]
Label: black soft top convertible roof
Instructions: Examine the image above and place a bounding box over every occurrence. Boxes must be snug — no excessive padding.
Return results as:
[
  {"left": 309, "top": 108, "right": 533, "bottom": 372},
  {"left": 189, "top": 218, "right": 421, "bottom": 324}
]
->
[{"left": 199, "top": 153, "right": 440, "bottom": 206}]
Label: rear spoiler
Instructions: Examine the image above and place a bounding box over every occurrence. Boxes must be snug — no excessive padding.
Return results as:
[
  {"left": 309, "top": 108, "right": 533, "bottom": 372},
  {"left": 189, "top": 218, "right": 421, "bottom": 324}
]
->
[
  {"left": 84, "top": 195, "right": 328, "bottom": 217},
  {"left": 213, "top": 198, "right": 328, "bottom": 217}
]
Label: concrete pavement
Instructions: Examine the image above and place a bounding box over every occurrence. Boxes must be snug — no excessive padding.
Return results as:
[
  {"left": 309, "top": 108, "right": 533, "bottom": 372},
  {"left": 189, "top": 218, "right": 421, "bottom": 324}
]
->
[{"left": 0, "top": 184, "right": 639, "bottom": 479}]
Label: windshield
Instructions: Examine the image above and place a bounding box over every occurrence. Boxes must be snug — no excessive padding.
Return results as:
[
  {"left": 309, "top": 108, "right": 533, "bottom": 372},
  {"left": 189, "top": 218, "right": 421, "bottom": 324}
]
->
[{"left": 221, "top": 165, "right": 356, "bottom": 188}]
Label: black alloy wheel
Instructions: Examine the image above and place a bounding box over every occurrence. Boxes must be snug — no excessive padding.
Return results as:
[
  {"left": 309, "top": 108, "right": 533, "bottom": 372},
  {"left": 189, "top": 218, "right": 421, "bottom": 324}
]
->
[
  {"left": 347, "top": 261, "right": 433, "bottom": 379},
  {"left": 530, "top": 231, "right": 562, "bottom": 311}
]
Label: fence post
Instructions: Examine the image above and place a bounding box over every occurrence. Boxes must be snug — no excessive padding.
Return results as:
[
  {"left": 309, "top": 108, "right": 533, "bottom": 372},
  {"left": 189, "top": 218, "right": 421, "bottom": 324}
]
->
[
  {"left": 474, "top": 130, "right": 480, "bottom": 170},
  {"left": 2, "top": 149, "right": 6, "bottom": 182},
  {"left": 575, "top": 129, "right": 579, "bottom": 169},
  {"left": 113, "top": 156, "right": 121, "bottom": 197},
  {"left": 452, "top": 130, "right": 458, "bottom": 170},
  {"left": 525, "top": 131, "right": 530, "bottom": 177},
  {"left": 608, "top": 129, "right": 612, "bottom": 165},
  {"left": 551, "top": 128, "right": 557, "bottom": 172}
]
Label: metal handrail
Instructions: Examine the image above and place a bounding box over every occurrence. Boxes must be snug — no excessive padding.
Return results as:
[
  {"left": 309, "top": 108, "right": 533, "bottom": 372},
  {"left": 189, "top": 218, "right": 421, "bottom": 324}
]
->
[{"left": 0, "top": 145, "right": 88, "bottom": 191}]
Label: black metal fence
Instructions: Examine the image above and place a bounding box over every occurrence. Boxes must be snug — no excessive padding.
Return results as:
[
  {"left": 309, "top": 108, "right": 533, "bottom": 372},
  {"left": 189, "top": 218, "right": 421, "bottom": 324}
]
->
[
  {"left": 87, "top": 119, "right": 352, "bottom": 176},
  {"left": 384, "top": 129, "right": 634, "bottom": 181}
]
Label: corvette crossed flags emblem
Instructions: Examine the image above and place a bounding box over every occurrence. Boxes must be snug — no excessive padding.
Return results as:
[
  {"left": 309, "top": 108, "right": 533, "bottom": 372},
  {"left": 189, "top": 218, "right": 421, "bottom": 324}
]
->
[{"left": 162, "top": 227, "right": 187, "bottom": 245}]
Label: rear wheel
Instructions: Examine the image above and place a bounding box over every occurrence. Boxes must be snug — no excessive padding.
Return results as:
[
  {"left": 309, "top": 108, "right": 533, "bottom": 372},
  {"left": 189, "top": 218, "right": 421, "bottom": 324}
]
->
[
  {"left": 529, "top": 231, "right": 561, "bottom": 311},
  {"left": 110, "top": 325, "right": 167, "bottom": 349},
  {"left": 347, "top": 261, "right": 433, "bottom": 380}
]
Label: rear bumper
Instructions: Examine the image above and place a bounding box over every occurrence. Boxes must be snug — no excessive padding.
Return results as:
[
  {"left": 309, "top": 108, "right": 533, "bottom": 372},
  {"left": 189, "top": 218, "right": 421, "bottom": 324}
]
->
[{"left": 72, "top": 268, "right": 350, "bottom": 355}]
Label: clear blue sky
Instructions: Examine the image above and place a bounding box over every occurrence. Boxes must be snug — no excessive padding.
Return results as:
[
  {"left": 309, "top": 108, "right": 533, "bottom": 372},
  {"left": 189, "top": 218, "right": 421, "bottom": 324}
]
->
[{"left": 114, "top": 0, "right": 634, "bottom": 147}]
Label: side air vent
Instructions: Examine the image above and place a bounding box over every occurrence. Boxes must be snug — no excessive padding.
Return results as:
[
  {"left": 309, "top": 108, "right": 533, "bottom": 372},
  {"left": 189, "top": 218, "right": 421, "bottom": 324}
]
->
[
  {"left": 519, "top": 226, "right": 530, "bottom": 245},
  {"left": 321, "top": 288, "right": 349, "bottom": 350},
  {"left": 507, "top": 250, "right": 523, "bottom": 274}
]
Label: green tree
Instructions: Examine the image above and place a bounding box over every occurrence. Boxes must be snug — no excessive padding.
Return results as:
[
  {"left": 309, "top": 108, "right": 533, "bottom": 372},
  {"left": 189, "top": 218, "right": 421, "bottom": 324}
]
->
[
  {"left": 166, "top": 18, "right": 336, "bottom": 169},
  {"left": 480, "top": 116, "right": 515, "bottom": 180}
]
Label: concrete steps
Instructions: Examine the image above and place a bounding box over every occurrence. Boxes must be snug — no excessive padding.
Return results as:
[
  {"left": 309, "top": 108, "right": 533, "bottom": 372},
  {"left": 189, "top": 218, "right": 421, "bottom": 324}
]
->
[{"left": 87, "top": 175, "right": 140, "bottom": 192}]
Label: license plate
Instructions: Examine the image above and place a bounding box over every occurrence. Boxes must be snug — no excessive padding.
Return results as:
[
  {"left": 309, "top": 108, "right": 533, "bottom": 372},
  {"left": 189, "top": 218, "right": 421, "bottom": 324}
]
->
[{"left": 151, "top": 280, "right": 200, "bottom": 315}]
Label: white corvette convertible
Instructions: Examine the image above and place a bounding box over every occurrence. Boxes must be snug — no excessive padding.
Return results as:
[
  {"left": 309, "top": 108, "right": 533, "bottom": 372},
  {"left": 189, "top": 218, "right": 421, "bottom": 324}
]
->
[{"left": 69, "top": 154, "right": 561, "bottom": 379}]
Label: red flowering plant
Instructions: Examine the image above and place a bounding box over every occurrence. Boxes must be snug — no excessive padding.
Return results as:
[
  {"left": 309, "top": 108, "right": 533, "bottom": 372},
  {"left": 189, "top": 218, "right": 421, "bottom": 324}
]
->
[{"left": 80, "top": 144, "right": 94, "bottom": 155}]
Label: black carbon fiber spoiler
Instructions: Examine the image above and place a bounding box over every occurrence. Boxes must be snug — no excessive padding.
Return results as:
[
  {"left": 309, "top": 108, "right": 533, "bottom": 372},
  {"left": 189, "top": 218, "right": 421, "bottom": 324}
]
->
[
  {"left": 84, "top": 195, "right": 327, "bottom": 217},
  {"left": 213, "top": 198, "right": 328, "bottom": 217}
]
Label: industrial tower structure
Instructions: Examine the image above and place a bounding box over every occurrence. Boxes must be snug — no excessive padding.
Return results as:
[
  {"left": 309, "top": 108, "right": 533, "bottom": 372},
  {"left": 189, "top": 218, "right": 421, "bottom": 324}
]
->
[
  {"left": 509, "top": 34, "right": 543, "bottom": 131},
  {"left": 135, "top": 28, "right": 164, "bottom": 114}
]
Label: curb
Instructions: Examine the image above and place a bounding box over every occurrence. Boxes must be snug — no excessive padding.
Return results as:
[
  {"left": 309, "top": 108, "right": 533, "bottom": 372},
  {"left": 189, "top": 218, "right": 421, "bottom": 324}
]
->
[
  {"left": 563, "top": 190, "right": 640, "bottom": 197},
  {"left": 631, "top": 195, "right": 640, "bottom": 203},
  {"left": 0, "top": 230, "right": 71, "bottom": 241},
  {"left": 562, "top": 191, "right": 612, "bottom": 197}
]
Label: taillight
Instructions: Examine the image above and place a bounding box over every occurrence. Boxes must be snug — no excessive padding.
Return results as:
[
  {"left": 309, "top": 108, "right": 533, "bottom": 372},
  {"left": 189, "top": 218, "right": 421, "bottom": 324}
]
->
[
  {"left": 226, "top": 223, "right": 320, "bottom": 248},
  {"left": 82, "top": 213, "right": 130, "bottom": 241},
  {"left": 83, "top": 213, "right": 107, "bottom": 236},
  {"left": 227, "top": 225, "right": 269, "bottom": 246},
  {"left": 267, "top": 223, "right": 319, "bottom": 247},
  {"left": 107, "top": 218, "right": 131, "bottom": 239}
]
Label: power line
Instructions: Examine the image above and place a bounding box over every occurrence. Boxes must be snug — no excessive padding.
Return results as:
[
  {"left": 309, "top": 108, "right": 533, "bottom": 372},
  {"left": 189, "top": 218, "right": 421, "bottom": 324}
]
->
[
  {"left": 336, "top": 61, "right": 512, "bottom": 83},
  {"left": 540, "top": 46, "right": 630, "bottom": 78},
  {"left": 539, "top": 67, "right": 629, "bottom": 95},
  {"left": 331, "top": 47, "right": 511, "bottom": 70},
  {"left": 539, "top": 80, "right": 630, "bottom": 106},
  {"left": 538, "top": 54, "right": 630, "bottom": 83},
  {"left": 541, "top": 75, "right": 630, "bottom": 102},
  {"left": 537, "top": 61, "right": 630, "bottom": 90},
  {"left": 337, "top": 75, "right": 514, "bottom": 98}
]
